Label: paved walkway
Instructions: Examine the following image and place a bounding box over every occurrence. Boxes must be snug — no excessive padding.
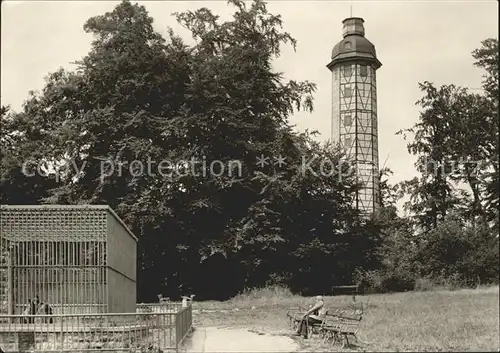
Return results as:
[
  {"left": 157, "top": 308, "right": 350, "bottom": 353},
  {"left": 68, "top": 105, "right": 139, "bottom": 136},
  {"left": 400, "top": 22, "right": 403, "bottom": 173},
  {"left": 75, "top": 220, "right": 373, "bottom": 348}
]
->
[{"left": 186, "top": 327, "right": 299, "bottom": 352}]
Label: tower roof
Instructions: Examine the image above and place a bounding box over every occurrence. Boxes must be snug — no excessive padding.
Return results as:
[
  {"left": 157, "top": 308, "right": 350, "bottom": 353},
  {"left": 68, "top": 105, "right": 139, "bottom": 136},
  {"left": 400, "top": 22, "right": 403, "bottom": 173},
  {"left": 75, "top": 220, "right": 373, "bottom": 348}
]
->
[{"left": 327, "top": 17, "right": 381, "bottom": 70}]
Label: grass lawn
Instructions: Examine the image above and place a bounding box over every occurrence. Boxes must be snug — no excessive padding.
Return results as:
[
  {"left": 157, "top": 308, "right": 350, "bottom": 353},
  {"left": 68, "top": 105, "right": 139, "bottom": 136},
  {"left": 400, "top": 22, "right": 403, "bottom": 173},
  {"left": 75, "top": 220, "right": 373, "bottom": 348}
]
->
[{"left": 191, "top": 285, "right": 499, "bottom": 352}]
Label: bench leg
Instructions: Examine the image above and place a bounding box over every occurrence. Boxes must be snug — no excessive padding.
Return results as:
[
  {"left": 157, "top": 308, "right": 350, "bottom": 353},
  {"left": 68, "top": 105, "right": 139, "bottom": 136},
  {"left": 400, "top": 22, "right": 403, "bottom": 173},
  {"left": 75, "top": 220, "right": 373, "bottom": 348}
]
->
[
  {"left": 331, "top": 332, "right": 338, "bottom": 345},
  {"left": 351, "top": 333, "right": 359, "bottom": 345},
  {"left": 311, "top": 326, "right": 320, "bottom": 337},
  {"left": 319, "top": 329, "right": 327, "bottom": 341},
  {"left": 341, "top": 334, "right": 353, "bottom": 349},
  {"left": 325, "top": 331, "right": 335, "bottom": 345}
]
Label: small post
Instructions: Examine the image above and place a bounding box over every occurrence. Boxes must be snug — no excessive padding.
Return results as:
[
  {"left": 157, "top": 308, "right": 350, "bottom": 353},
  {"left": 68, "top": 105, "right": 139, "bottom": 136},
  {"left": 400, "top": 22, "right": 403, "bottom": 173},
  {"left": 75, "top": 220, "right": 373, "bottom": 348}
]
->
[
  {"left": 60, "top": 314, "right": 64, "bottom": 350},
  {"left": 175, "top": 311, "right": 180, "bottom": 351},
  {"left": 7, "top": 246, "right": 13, "bottom": 317}
]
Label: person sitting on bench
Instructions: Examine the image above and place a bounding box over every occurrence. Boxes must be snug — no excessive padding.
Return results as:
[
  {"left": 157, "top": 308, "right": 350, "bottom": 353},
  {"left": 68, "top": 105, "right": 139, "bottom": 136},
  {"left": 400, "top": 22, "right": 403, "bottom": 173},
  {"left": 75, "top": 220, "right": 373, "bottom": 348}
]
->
[{"left": 294, "top": 295, "right": 327, "bottom": 338}]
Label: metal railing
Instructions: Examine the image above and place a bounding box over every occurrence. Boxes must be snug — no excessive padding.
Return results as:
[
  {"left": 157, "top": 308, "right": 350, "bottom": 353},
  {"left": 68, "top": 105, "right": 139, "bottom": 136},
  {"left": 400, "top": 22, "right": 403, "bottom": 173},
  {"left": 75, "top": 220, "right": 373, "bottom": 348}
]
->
[
  {"left": 136, "top": 302, "right": 183, "bottom": 314},
  {"left": 175, "top": 304, "right": 192, "bottom": 351},
  {"left": 0, "top": 302, "right": 193, "bottom": 352}
]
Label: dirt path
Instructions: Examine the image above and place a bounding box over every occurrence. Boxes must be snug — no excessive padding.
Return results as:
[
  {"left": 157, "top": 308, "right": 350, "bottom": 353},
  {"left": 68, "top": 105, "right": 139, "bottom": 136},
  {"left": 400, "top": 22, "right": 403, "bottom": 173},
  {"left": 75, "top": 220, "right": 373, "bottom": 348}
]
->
[{"left": 186, "top": 327, "right": 299, "bottom": 352}]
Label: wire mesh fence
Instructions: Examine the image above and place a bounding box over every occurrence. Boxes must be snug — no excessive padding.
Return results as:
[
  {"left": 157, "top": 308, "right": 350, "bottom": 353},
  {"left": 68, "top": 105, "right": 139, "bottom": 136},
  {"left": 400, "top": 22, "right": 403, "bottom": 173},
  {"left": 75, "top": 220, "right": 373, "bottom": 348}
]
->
[{"left": 0, "top": 302, "right": 193, "bottom": 352}]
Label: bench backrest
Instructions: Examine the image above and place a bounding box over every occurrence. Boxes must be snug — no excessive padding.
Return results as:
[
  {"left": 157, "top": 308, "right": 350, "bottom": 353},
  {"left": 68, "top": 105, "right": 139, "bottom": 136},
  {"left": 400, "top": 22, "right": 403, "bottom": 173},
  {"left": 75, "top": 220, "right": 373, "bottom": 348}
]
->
[
  {"left": 331, "top": 284, "right": 361, "bottom": 296},
  {"left": 326, "top": 311, "right": 362, "bottom": 321},
  {"left": 327, "top": 304, "right": 363, "bottom": 315},
  {"left": 319, "top": 310, "right": 362, "bottom": 333}
]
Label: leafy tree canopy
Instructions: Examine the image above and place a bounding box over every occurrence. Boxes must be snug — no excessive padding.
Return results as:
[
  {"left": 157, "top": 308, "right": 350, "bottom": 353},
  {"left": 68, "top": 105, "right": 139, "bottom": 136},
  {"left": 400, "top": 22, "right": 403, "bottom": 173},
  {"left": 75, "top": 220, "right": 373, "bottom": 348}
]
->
[{"left": 1, "top": 0, "right": 368, "bottom": 299}]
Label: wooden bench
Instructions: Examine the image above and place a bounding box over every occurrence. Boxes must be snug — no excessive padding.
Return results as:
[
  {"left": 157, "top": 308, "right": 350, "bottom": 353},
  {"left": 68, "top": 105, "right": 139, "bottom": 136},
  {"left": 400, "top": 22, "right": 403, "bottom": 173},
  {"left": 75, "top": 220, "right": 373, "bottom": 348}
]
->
[
  {"left": 286, "top": 306, "right": 322, "bottom": 336},
  {"left": 319, "top": 308, "right": 363, "bottom": 348},
  {"left": 287, "top": 299, "right": 364, "bottom": 341},
  {"left": 331, "top": 284, "right": 361, "bottom": 296}
]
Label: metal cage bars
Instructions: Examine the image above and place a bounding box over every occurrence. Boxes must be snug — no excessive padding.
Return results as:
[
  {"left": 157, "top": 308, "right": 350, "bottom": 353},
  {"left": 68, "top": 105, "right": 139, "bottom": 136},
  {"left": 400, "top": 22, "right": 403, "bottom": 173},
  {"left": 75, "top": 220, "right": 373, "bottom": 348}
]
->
[{"left": 0, "top": 206, "right": 137, "bottom": 315}]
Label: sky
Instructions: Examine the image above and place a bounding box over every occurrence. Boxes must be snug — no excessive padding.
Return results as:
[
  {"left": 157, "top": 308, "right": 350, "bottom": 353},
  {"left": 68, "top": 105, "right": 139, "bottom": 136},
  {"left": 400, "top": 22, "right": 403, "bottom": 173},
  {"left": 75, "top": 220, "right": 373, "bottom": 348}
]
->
[{"left": 1, "top": 0, "right": 498, "bottom": 189}]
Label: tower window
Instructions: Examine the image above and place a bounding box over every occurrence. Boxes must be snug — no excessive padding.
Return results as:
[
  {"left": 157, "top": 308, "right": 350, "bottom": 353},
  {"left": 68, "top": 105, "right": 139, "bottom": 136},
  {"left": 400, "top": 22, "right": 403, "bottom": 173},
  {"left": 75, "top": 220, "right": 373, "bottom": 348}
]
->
[
  {"left": 343, "top": 65, "right": 352, "bottom": 77},
  {"left": 344, "top": 41, "right": 352, "bottom": 49},
  {"left": 344, "top": 137, "right": 352, "bottom": 148},
  {"left": 360, "top": 65, "right": 368, "bottom": 77},
  {"left": 344, "top": 87, "right": 352, "bottom": 97},
  {"left": 344, "top": 114, "right": 352, "bottom": 126}
]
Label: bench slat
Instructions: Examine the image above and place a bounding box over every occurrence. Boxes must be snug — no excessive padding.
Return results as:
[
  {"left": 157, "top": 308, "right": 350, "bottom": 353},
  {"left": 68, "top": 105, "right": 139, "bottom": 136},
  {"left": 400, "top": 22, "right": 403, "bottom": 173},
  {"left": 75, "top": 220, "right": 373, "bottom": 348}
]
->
[{"left": 320, "top": 311, "right": 362, "bottom": 336}]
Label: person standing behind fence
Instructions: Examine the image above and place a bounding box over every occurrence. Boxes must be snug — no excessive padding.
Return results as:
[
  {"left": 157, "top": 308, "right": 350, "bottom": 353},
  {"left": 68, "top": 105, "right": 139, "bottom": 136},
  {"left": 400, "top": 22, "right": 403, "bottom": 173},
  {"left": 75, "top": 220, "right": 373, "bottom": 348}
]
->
[
  {"left": 22, "top": 299, "right": 32, "bottom": 323},
  {"left": 36, "top": 301, "right": 54, "bottom": 323},
  {"left": 23, "top": 298, "right": 39, "bottom": 323}
]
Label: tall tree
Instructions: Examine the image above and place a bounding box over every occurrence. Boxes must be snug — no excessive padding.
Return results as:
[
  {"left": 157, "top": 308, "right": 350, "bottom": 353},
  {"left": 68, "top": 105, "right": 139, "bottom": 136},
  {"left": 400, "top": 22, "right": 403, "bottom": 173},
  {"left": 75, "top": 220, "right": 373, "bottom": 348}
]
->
[
  {"left": 472, "top": 39, "right": 499, "bottom": 228},
  {"left": 3, "top": 0, "right": 366, "bottom": 299},
  {"left": 397, "top": 39, "right": 499, "bottom": 231},
  {"left": 397, "top": 82, "right": 464, "bottom": 231},
  {"left": 0, "top": 104, "right": 58, "bottom": 204}
]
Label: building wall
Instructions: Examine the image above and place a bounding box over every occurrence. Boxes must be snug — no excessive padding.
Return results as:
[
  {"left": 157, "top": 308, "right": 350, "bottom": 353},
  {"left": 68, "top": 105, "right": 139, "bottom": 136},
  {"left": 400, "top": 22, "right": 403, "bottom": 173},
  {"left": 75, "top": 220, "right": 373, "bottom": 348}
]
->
[
  {"left": 106, "top": 268, "right": 137, "bottom": 313},
  {"left": 106, "top": 211, "right": 137, "bottom": 313}
]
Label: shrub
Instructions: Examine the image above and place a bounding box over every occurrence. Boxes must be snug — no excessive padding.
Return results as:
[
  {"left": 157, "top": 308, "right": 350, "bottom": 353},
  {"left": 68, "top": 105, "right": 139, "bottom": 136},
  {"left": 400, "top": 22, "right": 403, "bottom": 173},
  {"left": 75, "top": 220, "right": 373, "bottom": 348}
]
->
[
  {"left": 416, "top": 218, "right": 499, "bottom": 286},
  {"left": 355, "top": 269, "right": 415, "bottom": 293},
  {"left": 366, "top": 215, "right": 499, "bottom": 293}
]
